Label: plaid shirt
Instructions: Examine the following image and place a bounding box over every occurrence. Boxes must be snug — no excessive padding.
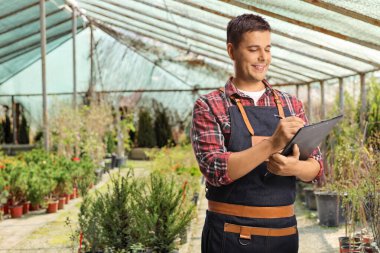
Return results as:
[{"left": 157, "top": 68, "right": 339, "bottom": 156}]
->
[{"left": 190, "top": 77, "right": 323, "bottom": 187}]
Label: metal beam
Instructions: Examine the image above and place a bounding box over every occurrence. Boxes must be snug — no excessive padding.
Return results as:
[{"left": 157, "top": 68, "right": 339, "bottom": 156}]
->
[
  {"left": 217, "top": 0, "right": 380, "bottom": 51},
  {"left": 270, "top": 63, "right": 317, "bottom": 80},
  {"left": 72, "top": 6, "right": 77, "bottom": 109},
  {"left": 91, "top": 21, "right": 210, "bottom": 89},
  {"left": 40, "top": 0, "right": 49, "bottom": 151},
  {"left": 320, "top": 81, "right": 325, "bottom": 119},
  {"left": 95, "top": 18, "right": 232, "bottom": 64},
  {"left": 272, "top": 30, "right": 380, "bottom": 68},
  {"left": 82, "top": 0, "right": 224, "bottom": 43},
  {"left": 0, "top": 29, "right": 79, "bottom": 64},
  {"left": 302, "top": 0, "right": 380, "bottom": 28},
  {"left": 0, "top": 8, "right": 63, "bottom": 36},
  {"left": 96, "top": 20, "right": 306, "bottom": 82},
  {"left": 273, "top": 56, "right": 334, "bottom": 77},
  {"left": 0, "top": 1, "right": 41, "bottom": 20},
  {"left": 274, "top": 44, "right": 360, "bottom": 73},
  {"left": 359, "top": 73, "right": 366, "bottom": 127},
  {"left": 339, "top": 77, "right": 344, "bottom": 114},
  {"left": 307, "top": 83, "right": 312, "bottom": 121},
  {"left": 0, "top": 17, "right": 73, "bottom": 49},
  {"left": 82, "top": 3, "right": 332, "bottom": 82},
  {"left": 136, "top": 0, "right": 380, "bottom": 68},
  {"left": 83, "top": 0, "right": 355, "bottom": 76},
  {"left": 267, "top": 68, "right": 308, "bottom": 83},
  {"left": 11, "top": 97, "right": 17, "bottom": 144},
  {"left": 93, "top": 19, "right": 299, "bottom": 83},
  {"left": 83, "top": 9, "right": 230, "bottom": 60}
]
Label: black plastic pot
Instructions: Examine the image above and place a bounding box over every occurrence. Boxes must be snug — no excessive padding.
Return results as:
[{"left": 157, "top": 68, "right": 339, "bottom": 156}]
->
[
  {"left": 315, "top": 191, "right": 345, "bottom": 227},
  {"left": 304, "top": 187, "right": 317, "bottom": 210},
  {"left": 192, "top": 192, "right": 199, "bottom": 205},
  {"left": 111, "top": 154, "right": 117, "bottom": 169},
  {"left": 116, "top": 156, "right": 126, "bottom": 168}
]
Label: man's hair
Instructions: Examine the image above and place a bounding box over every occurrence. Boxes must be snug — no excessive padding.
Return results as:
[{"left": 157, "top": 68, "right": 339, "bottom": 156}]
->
[{"left": 227, "top": 14, "right": 271, "bottom": 47}]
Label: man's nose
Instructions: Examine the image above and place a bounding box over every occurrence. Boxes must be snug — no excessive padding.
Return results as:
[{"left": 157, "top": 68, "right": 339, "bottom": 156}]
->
[{"left": 258, "top": 49, "right": 267, "bottom": 62}]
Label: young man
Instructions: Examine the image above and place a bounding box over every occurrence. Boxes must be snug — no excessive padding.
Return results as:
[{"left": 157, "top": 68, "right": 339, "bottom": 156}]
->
[{"left": 191, "top": 14, "right": 323, "bottom": 253}]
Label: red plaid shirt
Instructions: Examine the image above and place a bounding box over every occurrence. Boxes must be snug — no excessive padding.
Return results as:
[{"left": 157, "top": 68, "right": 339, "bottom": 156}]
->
[{"left": 190, "top": 77, "right": 323, "bottom": 187}]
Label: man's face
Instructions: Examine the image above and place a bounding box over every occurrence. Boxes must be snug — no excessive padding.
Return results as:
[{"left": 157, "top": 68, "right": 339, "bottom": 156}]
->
[{"left": 228, "top": 30, "right": 271, "bottom": 83}]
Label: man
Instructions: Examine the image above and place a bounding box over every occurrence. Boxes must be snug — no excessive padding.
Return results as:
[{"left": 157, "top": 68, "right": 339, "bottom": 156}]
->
[{"left": 191, "top": 14, "right": 323, "bottom": 253}]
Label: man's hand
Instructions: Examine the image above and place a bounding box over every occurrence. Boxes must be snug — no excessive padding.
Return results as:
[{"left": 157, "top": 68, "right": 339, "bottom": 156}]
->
[
  {"left": 267, "top": 144, "right": 301, "bottom": 177},
  {"left": 268, "top": 116, "right": 305, "bottom": 153}
]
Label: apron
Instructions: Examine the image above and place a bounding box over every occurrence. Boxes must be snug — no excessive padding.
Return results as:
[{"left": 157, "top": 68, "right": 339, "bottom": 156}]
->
[{"left": 201, "top": 87, "right": 298, "bottom": 253}]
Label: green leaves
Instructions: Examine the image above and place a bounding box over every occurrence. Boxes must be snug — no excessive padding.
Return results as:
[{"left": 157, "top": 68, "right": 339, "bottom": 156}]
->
[{"left": 79, "top": 171, "right": 195, "bottom": 253}]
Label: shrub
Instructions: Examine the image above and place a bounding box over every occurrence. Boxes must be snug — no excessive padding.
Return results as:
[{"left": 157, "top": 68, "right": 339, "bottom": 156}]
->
[
  {"left": 79, "top": 172, "right": 137, "bottom": 252},
  {"left": 132, "top": 172, "right": 195, "bottom": 253}
]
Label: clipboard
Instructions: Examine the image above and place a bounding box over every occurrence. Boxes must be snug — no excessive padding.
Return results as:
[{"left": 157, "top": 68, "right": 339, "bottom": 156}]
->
[{"left": 280, "top": 114, "right": 343, "bottom": 160}]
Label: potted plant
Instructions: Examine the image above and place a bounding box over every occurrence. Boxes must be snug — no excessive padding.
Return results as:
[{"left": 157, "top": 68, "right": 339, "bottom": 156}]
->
[
  {"left": 0, "top": 171, "right": 9, "bottom": 219},
  {"left": 5, "top": 162, "right": 28, "bottom": 218},
  {"left": 26, "top": 163, "right": 52, "bottom": 211},
  {"left": 52, "top": 169, "right": 72, "bottom": 210}
]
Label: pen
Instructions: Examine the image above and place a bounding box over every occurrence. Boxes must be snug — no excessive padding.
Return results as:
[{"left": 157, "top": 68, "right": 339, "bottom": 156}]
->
[
  {"left": 274, "top": 112, "right": 305, "bottom": 119},
  {"left": 274, "top": 114, "right": 283, "bottom": 119}
]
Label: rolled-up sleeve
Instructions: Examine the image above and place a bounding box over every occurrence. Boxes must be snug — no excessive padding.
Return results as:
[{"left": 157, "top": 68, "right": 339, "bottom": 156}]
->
[
  {"left": 190, "top": 97, "right": 233, "bottom": 187},
  {"left": 296, "top": 99, "right": 324, "bottom": 183}
]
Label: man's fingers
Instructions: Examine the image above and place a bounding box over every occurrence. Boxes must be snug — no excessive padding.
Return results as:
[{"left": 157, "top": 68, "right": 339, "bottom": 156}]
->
[
  {"left": 270, "top": 153, "right": 286, "bottom": 165},
  {"left": 292, "top": 144, "right": 300, "bottom": 159},
  {"left": 282, "top": 116, "right": 305, "bottom": 124}
]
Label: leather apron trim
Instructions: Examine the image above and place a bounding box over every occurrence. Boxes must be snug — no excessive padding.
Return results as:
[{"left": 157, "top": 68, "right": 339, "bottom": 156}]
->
[
  {"left": 224, "top": 223, "right": 297, "bottom": 239},
  {"left": 208, "top": 200, "right": 294, "bottom": 219},
  {"left": 219, "top": 85, "right": 285, "bottom": 139}
]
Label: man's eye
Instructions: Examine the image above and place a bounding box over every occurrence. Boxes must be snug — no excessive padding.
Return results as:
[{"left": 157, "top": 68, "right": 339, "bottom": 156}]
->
[
  {"left": 249, "top": 49, "right": 258, "bottom": 52},
  {"left": 265, "top": 49, "right": 271, "bottom": 52}
]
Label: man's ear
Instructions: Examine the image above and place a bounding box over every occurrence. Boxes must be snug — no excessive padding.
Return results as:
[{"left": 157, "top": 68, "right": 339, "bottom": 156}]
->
[{"left": 227, "top": 43, "right": 235, "bottom": 61}]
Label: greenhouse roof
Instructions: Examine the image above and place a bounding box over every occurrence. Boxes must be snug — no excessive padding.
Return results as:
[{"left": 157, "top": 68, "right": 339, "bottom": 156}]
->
[
  {"left": 0, "top": 0, "right": 85, "bottom": 84},
  {"left": 73, "top": 0, "right": 380, "bottom": 86}
]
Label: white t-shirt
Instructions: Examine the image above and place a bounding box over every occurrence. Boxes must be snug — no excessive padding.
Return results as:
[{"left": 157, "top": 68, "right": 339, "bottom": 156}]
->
[{"left": 237, "top": 88, "right": 266, "bottom": 105}]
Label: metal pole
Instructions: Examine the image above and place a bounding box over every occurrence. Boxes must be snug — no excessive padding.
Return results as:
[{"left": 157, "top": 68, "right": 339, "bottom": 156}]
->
[
  {"left": 11, "top": 96, "right": 17, "bottom": 144},
  {"left": 307, "top": 83, "right": 312, "bottom": 122},
  {"left": 296, "top": 84, "right": 300, "bottom": 98},
  {"left": 40, "top": 0, "right": 49, "bottom": 151},
  {"left": 320, "top": 81, "right": 325, "bottom": 120},
  {"left": 339, "top": 78, "right": 344, "bottom": 114},
  {"left": 360, "top": 73, "right": 366, "bottom": 127},
  {"left": 72, "top": 6, "right": 77, "bottom": 109}
]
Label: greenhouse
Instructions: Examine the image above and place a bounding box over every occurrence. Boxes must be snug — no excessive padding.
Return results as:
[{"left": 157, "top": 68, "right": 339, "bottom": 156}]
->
[{"left": 0, "top": 0, "right": 379, "bottom": 252}]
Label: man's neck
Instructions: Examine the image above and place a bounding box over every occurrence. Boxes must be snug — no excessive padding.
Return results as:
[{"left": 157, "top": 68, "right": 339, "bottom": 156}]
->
[{"left": 232, "top": 77, "right": 266, "bottom": 92}]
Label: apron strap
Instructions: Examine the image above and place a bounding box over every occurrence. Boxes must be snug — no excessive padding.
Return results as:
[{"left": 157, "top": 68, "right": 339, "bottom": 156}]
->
[{"left": 217, "top": 86, "right": 285, "bottom": 137}]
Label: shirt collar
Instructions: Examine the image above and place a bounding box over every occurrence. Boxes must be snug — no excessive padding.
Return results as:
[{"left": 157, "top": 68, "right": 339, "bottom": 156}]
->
[{"left": 224, "top": 77, "right": 273, "bottom": 99}]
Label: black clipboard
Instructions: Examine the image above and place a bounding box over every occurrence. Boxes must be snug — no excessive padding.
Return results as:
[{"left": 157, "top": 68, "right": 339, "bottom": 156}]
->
[{"left": 280, "top": 114, "right": 343, "bottom": 160}]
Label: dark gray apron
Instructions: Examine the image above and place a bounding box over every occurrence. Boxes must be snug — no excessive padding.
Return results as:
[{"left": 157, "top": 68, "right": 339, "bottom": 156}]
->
[{"left": 201, "top": 90, "right": 298, "bottom": 253}]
